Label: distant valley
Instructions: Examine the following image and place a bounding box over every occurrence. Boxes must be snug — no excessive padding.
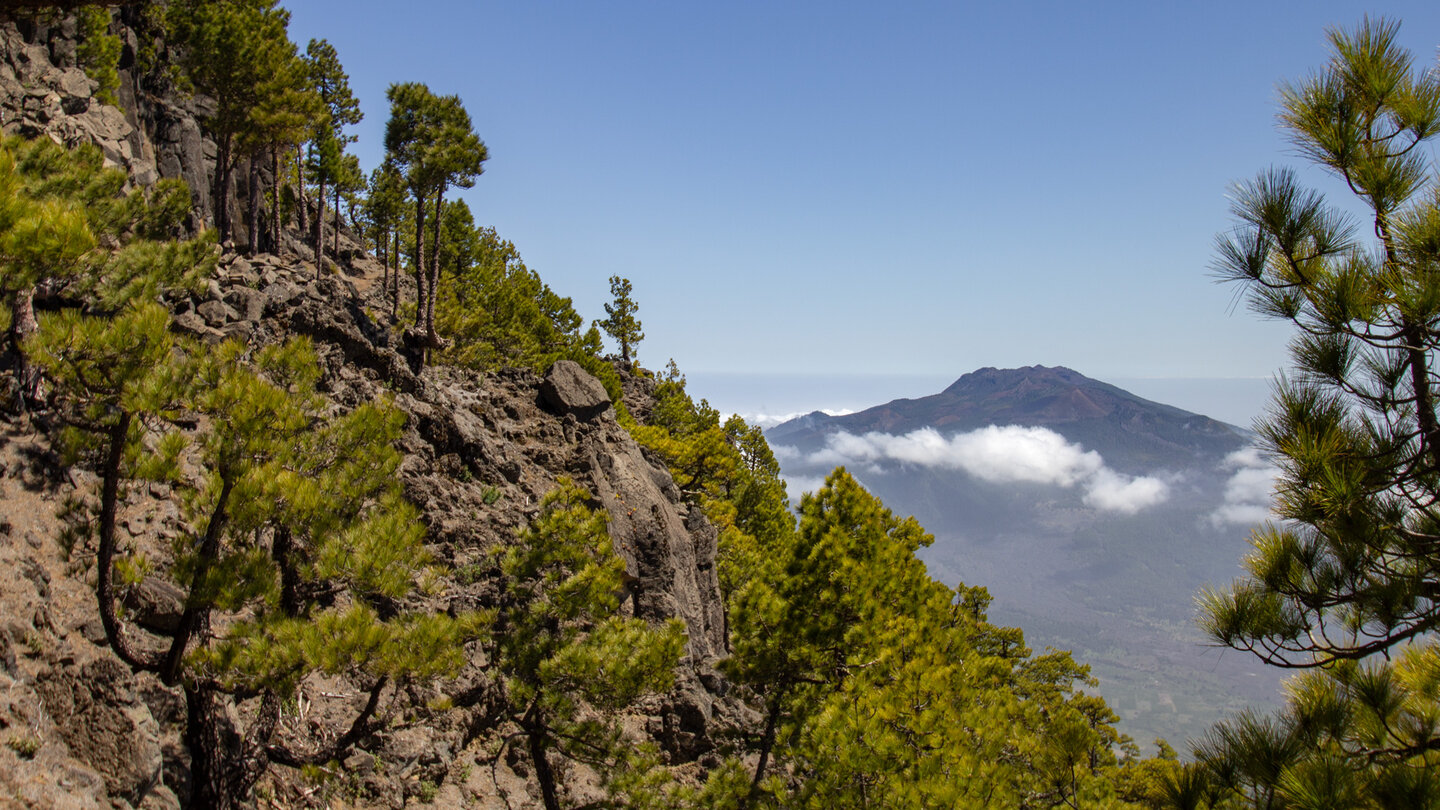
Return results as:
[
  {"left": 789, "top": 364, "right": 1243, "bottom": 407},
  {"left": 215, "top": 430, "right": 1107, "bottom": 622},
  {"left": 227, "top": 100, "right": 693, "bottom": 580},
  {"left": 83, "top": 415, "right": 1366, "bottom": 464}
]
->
[{"left": 766, "top": 365, "right": 1287, "bottom": 748}]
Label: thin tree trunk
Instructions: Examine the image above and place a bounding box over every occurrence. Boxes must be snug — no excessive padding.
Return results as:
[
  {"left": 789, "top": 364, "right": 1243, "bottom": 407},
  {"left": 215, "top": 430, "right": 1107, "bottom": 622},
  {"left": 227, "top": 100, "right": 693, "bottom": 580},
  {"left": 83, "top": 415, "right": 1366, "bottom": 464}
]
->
[
  {"left": 213, "top": 135, "right": 233, "bottom": 243},
  {"left": 380, "top": 226, "right": 391, "bottom": 300},
  {"left": 313, "top": 177, "right": 326, "bottom": 280},
  {"left": 426, "top": 186, "right": 444, "bottom": 341},
  {"left": 525, "top": 719, "right": 562, "bottom": 810},
  {"left": 750, "top": 698, "right": 783, "bottom": 796},
  {"left": 333, "top": 185, "right": 341, "bottom": 259},
  {"left": 390, "top": 230, "right": 400, "bottom": 319},
  {"left": 412, "top": 193, "right": 427, "bottom": 330},
  {"left": 293, "top": 151, "right": 308, "bottom": 235},
  {"left": 270, "top": 147, "right": 282, "bottom": 255},
  {"left": 94, "top": 413, "right": 165, "bottom": 671},
  {"left": 8, "top": 287, "right": 39, "bottom": 404},
  {"left": 246, "top": 156, "right": 260, "bottom": 257},
  {"left": 162, "top": 475, "right": 235, "bottom": 685}
]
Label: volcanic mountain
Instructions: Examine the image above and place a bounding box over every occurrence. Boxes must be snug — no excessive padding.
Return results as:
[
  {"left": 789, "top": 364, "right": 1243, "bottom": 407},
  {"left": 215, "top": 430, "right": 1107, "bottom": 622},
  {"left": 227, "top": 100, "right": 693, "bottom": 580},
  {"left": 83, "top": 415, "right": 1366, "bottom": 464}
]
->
[
  {"left": 768, "top": 365, "right": 1249, "bottom": 471},
  {"left": 767, "top": 366, "right": 1279, "bottom": 748}
]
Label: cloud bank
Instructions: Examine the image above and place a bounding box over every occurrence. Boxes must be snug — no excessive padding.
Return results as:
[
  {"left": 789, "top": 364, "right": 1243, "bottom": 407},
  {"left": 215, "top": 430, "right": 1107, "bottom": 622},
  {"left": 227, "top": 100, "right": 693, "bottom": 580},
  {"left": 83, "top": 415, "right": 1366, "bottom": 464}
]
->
[
  {"left": 1213, "top": 446, "right": 1278, "bottom": 526},
  {"left": 783, "top": 425, "right": 1170, "bottom": 514}
]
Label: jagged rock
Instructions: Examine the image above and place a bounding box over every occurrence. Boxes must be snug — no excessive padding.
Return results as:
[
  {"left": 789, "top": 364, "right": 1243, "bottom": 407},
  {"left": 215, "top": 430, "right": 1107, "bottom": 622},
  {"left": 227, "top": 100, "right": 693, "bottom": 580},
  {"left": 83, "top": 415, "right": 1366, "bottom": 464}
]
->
[
  {"left": 35, "top": 657, "right": 162, "bottom": 806},
  {"left": 219, "top": 320, "right": 253, "bottom": 344},
  {"left": 540, "top": 360, "right": 611, "bottom": 420},
  {"left": 262, "top": 279, "right": 302, "bottom": 312},
  {"left": 223, "top": 286, "right": 266, "bottom": 322},
  {"left": 194, "top": 299, "right": 233, "bottom": 327},
  {"left": 120, "top": 577, "right": 184, "bottom": 634}
]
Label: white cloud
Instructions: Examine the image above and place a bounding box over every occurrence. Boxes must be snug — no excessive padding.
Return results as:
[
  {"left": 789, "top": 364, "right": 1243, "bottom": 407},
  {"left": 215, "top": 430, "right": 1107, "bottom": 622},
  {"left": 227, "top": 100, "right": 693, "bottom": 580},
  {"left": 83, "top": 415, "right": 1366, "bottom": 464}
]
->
[
  {"left": 780, "top": 474, "right": 829, "bottom": 498},
  {"left": 782, "top": 425, "right": 1170, "bottom": 514},
  {"left": 1213, "top": 446, "right": 1279, "bottom": 526},
  {"left": 1084, "top": 468, "right": 1171, "bottom": 514}
]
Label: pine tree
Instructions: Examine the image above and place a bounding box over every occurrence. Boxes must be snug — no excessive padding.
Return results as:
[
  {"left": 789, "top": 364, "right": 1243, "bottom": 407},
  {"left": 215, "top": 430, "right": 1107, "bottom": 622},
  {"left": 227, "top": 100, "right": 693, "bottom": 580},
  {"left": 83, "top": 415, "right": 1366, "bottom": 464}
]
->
[
  {"left": 0, "top": 136, "right": 201, "bottom": 405},
  {"left": 240, "top": 40, "right": 319, "bottom": 257},
  {"left": 383, "top": 82, "right": 487, "bottom": 351},
  {"left": 491, "top": 480, "right": 686, "bottom": 810},
  {"left": 597, "top": 275, "right": 644, "bottom": 365},
  {"left": 361, "top": 161, "right": 406, "bottom": 314},
  {"left": 34, "top": 323, "right": 483, "bottom": 810},
  {"left": 304, "top": 37, "right": 361, "bottom": 273},
  {"left": 8, "top": 136, "right": 480, "bottom": 810},
  {"left": 1191, "top": 17, "right": 1440, "bottom": 806},
  {"left": 721, "top": 469, "right": 1141, "bottom": 809},
  {"left": 166, "top": 0, "right": 298, "bottom": 243}
]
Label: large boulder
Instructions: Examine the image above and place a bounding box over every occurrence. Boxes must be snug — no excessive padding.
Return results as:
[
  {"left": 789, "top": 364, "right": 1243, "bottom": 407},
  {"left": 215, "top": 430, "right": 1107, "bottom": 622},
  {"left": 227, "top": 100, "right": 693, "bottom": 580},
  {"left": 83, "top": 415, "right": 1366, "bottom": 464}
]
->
[{"left": 540, "top": 360, "right": 611, "bottom": 420}]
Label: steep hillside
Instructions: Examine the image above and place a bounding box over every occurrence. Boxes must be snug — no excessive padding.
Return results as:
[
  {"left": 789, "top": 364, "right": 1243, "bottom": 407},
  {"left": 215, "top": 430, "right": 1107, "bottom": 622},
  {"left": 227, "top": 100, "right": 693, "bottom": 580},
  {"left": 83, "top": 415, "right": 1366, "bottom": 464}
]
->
[{"left": 0, "top": 15, "right": 740, "bottom": 809}]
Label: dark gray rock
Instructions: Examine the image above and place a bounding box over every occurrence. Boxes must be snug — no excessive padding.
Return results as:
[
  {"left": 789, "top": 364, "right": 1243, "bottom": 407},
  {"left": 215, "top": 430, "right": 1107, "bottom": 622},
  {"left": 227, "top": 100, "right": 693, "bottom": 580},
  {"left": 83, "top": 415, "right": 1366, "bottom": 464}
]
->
[
  {"left": 223, "top": 286, "right": 266, "bottom": 322},
  {"left": 194, "top": 299, "right": 233, "bottom": 327},
  {"left": 121, "top": 577, "right": 184, "bottom": 634},
  {"left": 540, "top": 360, "right": 611, "bottom": 420},
  {"left": 263, "top": 279, "right": 303, "bottom": 312}
]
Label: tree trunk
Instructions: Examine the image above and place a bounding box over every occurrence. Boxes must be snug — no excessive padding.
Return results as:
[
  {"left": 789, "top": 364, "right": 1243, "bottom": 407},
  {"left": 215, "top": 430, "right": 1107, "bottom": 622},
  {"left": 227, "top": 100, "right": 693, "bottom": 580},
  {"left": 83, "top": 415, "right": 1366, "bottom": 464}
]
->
[
  {"left": 214, "top": 134, "right": 234, "bottom": 243},
  {"left": 313, "top": 177, "right": 326, "bottom": 280},
  {"left": 7, "top": 287, "right": 39, "bottom": 404},
  {"left": 162, "top": 475, "right": 234, "bottom": 685},
  {"left": 270, "top": 147, "right": 282, "bottom": 255},
  {"left": 426, "top": 185, "right": 444, "bottom": 342},
  {"left": 390, "top": 230, "right": 400, "bottom": 319},
  {"left": 333, "top": 185, "right": 341, "bottom": 259},
  {"left": 94, "top": 412, "right": 164, "bottom": 671},
  {"left": 183, "top": 685, "right": 275, "bottom": 810},
  {"left": 412, "top": 193, "right": 427, "bottom": 330},
  {"left": 750, "top": 698, "right": 783, "bottom": 796},
  {"left": 526, "top": 723, "right": 562, "bottom": 810},
  {"left": 293, "top": 151, "right": 308, "bottom": 235},
  {"left": 246, "top": 156, "right": 260, "bottom": 257}
]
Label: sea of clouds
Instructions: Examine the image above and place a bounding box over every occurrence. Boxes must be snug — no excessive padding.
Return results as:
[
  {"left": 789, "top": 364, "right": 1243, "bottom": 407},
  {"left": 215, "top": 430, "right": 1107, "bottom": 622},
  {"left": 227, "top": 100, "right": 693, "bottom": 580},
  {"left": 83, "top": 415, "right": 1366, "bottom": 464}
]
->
[
  {"left": 770, "top": 425, "right": 1281, "bottom": 524},
  {"left": 773, "top": 425, "right": 1172, "bottom": 514}
]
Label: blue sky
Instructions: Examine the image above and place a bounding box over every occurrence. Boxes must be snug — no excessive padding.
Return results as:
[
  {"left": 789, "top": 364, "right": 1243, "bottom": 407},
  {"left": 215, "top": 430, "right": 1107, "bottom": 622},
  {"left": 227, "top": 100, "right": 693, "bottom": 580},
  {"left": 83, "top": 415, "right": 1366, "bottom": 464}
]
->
[{"left": 284, "top": 2, "right": 1440, "bottom": 420}]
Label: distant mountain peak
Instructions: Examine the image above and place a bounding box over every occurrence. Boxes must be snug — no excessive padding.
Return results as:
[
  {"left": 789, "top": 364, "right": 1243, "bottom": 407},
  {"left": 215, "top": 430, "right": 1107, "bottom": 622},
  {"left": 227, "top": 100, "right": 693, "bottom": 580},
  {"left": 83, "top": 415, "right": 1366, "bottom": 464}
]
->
[{"left": 768, "top": 365, "right": 1249, "bottom": 470}]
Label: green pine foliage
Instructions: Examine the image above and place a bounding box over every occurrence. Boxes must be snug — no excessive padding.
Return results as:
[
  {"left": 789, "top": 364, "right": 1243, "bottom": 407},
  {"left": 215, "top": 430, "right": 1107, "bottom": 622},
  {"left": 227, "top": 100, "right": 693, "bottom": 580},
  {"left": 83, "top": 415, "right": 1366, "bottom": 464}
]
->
[
  {"left": 720, "top": 469, "right": 1147, "bottom": 809},
  {"left": 429, "top": 220, "right": 621, "bottom": 398},
  {"left": 597, "top": 275, "right": 644, "bottom": 365},
  {"left": 627, "top": 361, "right": 792, "bottom": 602},
  {"left": 627, "top": 366, "right": 1159, "bottom": 808},
  {"left": 75, "top": 7, "right": 120, "bottom": 107},
  {"left": 1186, "top": 17, "right": 1440, "bottom": 807},
  {"left": 383, "top": 81, "right": 487, "bottom": 346},
  {"left": 490, "top": 479, "right": 687, "bottom": 810},
  {"left": 166, "top": 0, "right": 303, "bottom": 243}
]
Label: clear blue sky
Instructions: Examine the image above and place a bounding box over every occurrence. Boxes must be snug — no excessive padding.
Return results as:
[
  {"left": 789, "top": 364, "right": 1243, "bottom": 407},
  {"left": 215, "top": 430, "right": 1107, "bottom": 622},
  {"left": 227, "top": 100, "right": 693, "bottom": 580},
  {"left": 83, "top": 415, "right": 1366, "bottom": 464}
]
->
[{"left": 283, "top": 2, "right": 1440, "bottom": 393}]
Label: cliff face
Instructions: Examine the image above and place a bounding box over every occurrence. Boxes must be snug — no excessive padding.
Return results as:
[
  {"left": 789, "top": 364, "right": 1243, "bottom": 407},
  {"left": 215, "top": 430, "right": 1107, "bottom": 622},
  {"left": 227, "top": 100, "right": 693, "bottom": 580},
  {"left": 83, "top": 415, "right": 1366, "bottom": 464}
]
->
[{"left": 0, "top": 14, "right": 734, "bottom": 809}]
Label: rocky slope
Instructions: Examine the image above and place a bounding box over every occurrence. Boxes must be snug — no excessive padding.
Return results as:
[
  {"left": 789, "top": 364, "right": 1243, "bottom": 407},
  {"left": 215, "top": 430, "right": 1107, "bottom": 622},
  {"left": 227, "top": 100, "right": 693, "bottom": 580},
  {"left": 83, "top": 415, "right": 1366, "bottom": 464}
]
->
[{"left": 0, "top": 13, "right": 738, "bottom": 809}]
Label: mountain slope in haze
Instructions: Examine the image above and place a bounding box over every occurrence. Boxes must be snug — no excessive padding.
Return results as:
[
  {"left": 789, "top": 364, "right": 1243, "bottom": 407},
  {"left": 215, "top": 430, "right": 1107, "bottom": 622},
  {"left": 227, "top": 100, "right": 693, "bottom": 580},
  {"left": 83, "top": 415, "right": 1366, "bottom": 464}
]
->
[{"left": 768, "top": 366, "right": 1281, "bottom": 748}]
